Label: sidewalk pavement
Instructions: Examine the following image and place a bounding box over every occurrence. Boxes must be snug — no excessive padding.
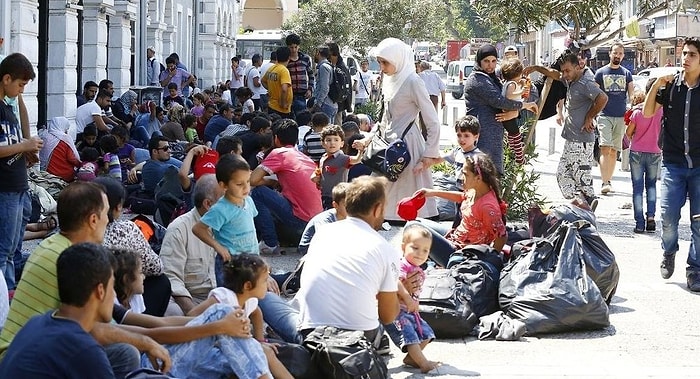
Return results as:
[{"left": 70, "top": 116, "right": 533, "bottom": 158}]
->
[{"left": 270, "top": 117, "right": 700, "bottom": 378}]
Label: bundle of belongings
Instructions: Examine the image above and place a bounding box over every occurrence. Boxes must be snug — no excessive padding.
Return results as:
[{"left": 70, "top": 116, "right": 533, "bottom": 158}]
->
[{"left": 418, "top": 203, "right": 619, "bottom": 340}]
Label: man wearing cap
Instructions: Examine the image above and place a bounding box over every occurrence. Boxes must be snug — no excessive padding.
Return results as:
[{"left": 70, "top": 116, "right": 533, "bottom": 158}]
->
[{"left": 146, "top": 47, "right": 161, "bottom": 86}]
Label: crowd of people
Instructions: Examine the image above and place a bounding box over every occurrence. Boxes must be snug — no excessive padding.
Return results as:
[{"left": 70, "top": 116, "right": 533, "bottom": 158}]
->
[{"left": 1, "top": 31, "right": 700, "bottom": 377}]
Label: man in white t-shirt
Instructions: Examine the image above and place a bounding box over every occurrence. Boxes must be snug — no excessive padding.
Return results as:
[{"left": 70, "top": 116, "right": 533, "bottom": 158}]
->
[
  {"left": 354, "top": 59, "right": 374, "bottom": 108},
  {"left": 74, "top": 90, "right": 113, "bottom": 139},
  {"left": 230, "top": 56, "right": 245, "bottom": 91},
  {"left": 258, "top": 176, "right": 403, "bottom": 346},
  {"left": 246, "top": 53, "right": 267, "bottom": 111}
]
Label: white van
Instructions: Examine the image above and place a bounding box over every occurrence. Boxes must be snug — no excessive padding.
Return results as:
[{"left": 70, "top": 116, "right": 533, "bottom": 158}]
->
[{"left": 446, "top": 60, "right": 475, "bottom": 99}]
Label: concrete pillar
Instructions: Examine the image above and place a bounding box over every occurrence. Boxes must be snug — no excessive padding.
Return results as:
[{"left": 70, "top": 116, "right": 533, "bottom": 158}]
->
[
  {"left": 108, "top": 1, "right": 137, "bottom": 94},
  {"left": 82, "top": 1, "right": 111, "bottom": 84},
  {"left": 12, "top": 0, "right": 40, "bottom": 128},
  {"left": 162, "top": 26, "right": 175, "bottom": 58},
  {"left": 47, "top": 1, "right": 80, "bottom": 122}
]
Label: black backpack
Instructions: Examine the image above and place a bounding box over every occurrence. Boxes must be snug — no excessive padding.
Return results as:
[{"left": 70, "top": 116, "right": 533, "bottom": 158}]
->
[{"left": 328, "top": 63, "right": 351, "bottom": 103}]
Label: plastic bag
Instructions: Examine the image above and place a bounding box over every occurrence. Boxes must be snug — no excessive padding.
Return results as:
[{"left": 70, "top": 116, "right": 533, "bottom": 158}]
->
[{"left": 499, "top": 222, "right": 610, "bottom": 335}]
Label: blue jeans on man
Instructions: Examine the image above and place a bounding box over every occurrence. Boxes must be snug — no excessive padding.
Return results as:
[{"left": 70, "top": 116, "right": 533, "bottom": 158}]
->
[
  {"left": 319, "top": 102, "right": 337, "bottom": 123},
  {"left": 251, "top": 186, "right": 307, "bottom": 248},
  {"left": 659, "top": 162, "right": 700, "bottom": 277},
  {"left": 630, "top": 151, "right": 661, "bottom": 231},
  {"left": 0, "top": 191, "right": 31, "bottom": 289},
  {"left": 292, "top": 95, "right": 308, "bottom": 118}
]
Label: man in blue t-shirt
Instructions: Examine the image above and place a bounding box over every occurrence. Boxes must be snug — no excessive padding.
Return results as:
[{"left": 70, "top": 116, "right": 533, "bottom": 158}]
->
[
  {"left": 0, "top": 243, "right": 118, "bottom": 378},
  {"left": 141, "top": 135, "right": 182, "bottom": 193},
  {"left": 594, "top": 42, "right": 634, "bottom": 195}
]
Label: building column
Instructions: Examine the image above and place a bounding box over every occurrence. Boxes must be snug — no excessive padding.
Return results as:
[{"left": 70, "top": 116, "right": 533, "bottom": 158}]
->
[
  {"left": 162, "top": 26, "right": 176, "bottom": 58},
  {"left": 82, "top": 1, "right": 111, "bottom": 84},
  {"left": 108, "top": 1, "right": 137, "bottom": 94},
  {"left": 46, "top": 1, "right": 80, "bottom": 122},
  {"left": 12, "top": 0, "right": 40, "bottom": 127},
  {"left": 196, "top": 0, "right": 219, "bottom": 90}
]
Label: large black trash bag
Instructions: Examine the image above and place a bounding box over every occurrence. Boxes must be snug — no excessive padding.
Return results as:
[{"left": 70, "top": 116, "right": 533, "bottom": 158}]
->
[
  {"left": 419, "top": 245, "right": 503, "bottom": 338},
  {"left": 499, "top": 222, "right": 610, "bottom": 335},
  {"left": 528, "top": 204, "right": 620, "bottom": 303}
]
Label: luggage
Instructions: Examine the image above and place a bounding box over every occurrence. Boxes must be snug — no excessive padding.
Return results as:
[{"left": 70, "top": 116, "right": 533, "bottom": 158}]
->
[
  {"left": 499, "top": 221, "right": 610, "bottom": 335},
  {"left": 303, "top": 326, "right": 387, "bottom": 379},
  {"left": 418, "top": 245, "right": 502, "bottom": 338}
]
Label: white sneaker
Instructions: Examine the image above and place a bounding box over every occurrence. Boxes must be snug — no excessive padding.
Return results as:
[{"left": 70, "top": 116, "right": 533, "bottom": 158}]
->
[
  {"left": 258, "top": 241, "right": 284, "bottom": 255},
  {"left": 601, "top": 182, "right": 612, "bottom": 194}
]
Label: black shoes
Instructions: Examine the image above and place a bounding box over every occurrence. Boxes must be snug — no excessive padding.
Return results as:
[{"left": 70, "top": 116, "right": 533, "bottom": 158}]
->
[
  {"left": 687, "top": 272, "right": 700, "bottom": 292},
  {"left": 376, "top": 334, "right": 391, "bottom": 356},
  {"left": 660, "top": 254, "right": 675, "bottom": 279},
  {"left": 646, "top": 218, "right": 656, "bottom": 232}
]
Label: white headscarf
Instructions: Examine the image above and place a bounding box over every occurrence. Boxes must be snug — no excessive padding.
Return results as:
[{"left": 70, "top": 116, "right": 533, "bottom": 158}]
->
[
  {"left": 374, "top": 38, "right": 415, "bottom": 102},
  {"left": 39, "top": 117, "right": 80, "bottom": 170}
]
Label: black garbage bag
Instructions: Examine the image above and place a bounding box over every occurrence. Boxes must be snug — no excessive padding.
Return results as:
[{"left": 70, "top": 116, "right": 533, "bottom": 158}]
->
[
  {"left": 499, "top": 222, "right": 610, "bottom": 335},
  {"left": 528, "top": 204, "right": 620, "bottom": 303},
  {"left": 419, "top": 245, "right": 503, "bottom": 338}
]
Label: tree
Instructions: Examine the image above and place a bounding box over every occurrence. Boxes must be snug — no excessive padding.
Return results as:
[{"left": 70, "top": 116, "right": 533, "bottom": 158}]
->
[
  {"left": 283, "top": 0, "right": 444, "bottom": 55},
  {"left": 471, "top": 0, "right": 690, "bottom": 48}
]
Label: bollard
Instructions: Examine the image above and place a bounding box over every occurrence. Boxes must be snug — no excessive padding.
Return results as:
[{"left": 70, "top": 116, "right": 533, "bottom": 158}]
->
[
  {"left": 549, "top": 127, "right": 556, "bottom": 155},
  {"left": 453, "top": 107, "right": 459, "bottom": 127},
  {"left": 442, "top": 105, "right": 448, "bottom": 125}
]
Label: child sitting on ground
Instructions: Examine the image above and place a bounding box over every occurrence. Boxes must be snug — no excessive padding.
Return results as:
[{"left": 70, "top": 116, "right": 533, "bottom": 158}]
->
[
  {"left": 76, "top": 124, "right": 99, "bottom": 153},
  {"left": 235, "top": 87, "right": 255, "bottom": 114},
  {"left": 385, "top": 224, "right": 439, "bottom": 373},
  {"left": 310, "top": 125, "right": 363, "bottom": 209},
  {"left": 111, "top": 126, "right": 135, "bottom": 182},
  {"left": 99, "top": 134, "right": 122, "bottom": 182},
  {"left": 190, "top": 92, "right": 205, "bottom": 117},
  {"left": 500, "top": 58, "right": 537, "bottom": 165},
  {"left": 192, "top": 154, "right": 259, "bottom": 286},
  {"left": 182, "top": 114, "right": 200, "bottom": 143},
  {"left": 111, "top": 249, "right": 146, "bottom": 314},
  {"left": 302, "top": 112, "right": 329, "bottom": 163},
  {"left": 76, "top": 147, "right": 100, "bottom": 182},
  {"left": 413, "top": 152, "right": 507, "bottom": 268},
  {"left": 163, "top": 82, "right": 186, "bottom": 109},
  {"left": 187, "top": 253, "right": 292, "bottom": 379},
  {"left": 297, "top": 182, "right": 349, "bottom": 255}
]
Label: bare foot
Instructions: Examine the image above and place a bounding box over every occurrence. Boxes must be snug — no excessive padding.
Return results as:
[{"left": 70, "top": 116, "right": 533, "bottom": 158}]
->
[
  {"left": 403, "top": 354, "right": 419, "bottom": 368},
  {"left": 419, "top": 360, "right": 442, "bottom": 374}
]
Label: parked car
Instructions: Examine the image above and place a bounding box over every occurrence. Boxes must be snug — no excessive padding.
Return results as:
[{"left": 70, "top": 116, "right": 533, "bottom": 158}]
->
[
  {"left": 446, "top": 60, "right": 475, "bottom": 99},
  {"left": 636, "top": 66, "right": 681, "bottom": 77}
]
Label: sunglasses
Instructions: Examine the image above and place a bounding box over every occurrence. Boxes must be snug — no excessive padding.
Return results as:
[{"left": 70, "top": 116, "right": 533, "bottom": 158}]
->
[{"left": 156, "top": 145, "right": 170, "bottom": 152}]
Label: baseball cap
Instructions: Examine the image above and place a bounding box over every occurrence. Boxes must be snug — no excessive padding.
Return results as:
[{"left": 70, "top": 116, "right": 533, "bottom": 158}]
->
[
  {"left": 193, "top": 150, "right": 219, "bottom": 180},
  {"left": 504, "top": 45, "right": 518, "bottom": 54},
  {"left": 396, "top": 193, "right": 427, "bottom": 221}
]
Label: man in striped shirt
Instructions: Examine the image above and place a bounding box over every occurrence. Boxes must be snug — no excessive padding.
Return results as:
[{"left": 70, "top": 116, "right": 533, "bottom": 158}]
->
[{"left": 285, "top": 33, "right": 315, "bottom": 118}]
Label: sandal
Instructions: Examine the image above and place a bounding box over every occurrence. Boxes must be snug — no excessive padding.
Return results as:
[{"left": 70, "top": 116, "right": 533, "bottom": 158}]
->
[{"left": 38, "top": 215, "right": 58, "bottom": 231}]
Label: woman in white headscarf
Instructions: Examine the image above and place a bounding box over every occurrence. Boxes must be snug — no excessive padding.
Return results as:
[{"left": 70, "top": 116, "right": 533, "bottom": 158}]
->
[
  {"left": 39, "top": 116, "right": 81, "bottom": 182},
  {"left": 359, "top": 38, "right": 441, "bottom": 222}
]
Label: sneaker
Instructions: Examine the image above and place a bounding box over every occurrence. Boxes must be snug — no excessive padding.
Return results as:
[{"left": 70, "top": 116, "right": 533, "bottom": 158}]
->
[
  {"left": 660, "top": 254, "right": 676, "bottom": 279},
  {"left": 259, "top": 241, "right": 284, "bottom": 255},
  {"left": 646, "top": 218, "right": 656, "bottom": 232},
  {"left": 687, "top": 272, "right": 700, "bottom": 292},
  {"left": 601, "top": 182, "right": 612, "bottom": 195},
  {"left": 376, "top": 334, "right": 391, "bottom": 356},
  {"left": 633, "top": 226, "right": 645, "bottom": 234}
]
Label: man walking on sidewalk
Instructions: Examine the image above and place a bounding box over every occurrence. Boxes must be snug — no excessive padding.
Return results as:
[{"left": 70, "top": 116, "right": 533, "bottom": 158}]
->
[
  {"left": 594, "top": 42, "right": 634, "bottom": 194},
  {"left": 643, "top": 37, "right": 700, "bottom": 292},
  {"left": 525, "top": 52, "right": 608, "bottom": 209}
]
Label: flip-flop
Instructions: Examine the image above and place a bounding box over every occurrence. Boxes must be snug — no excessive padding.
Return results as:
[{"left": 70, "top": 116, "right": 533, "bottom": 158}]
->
[{"left": 39, "top": 215, "right": 58, "bottom": 231}]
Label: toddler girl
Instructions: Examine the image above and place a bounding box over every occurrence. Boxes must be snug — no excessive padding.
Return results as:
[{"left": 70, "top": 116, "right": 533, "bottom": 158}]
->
[
  {"left": 99, "top": 134, "right": 122, "bottom": 182},
  {"left": 187, "top": 253, "right": 292, "bottom": 379},
  {"left": 384, "top": 224, "right": 439, "bottom": 373},
  {"left": 77, "top": 147, "right": 100, "bottom": 181}
]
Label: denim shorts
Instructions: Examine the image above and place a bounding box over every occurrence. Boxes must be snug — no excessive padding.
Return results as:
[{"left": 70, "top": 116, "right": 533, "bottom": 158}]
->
[{"left": 384, "top": 309, "right": 435, "bottom": 352}]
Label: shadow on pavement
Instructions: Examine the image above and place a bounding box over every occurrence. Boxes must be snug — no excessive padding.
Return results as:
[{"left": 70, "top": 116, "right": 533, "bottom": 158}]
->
[
  {"left": 389, "top": 364, "right": 480, "bottom": 377},
  {"left": 533, "top": 324, "right": 617, "bottom": 340}
]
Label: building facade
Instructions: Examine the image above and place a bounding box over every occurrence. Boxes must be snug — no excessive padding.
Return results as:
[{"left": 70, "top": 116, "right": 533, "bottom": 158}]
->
[{"left": 0, "top": 0, "right": 242, "bottom": 129}]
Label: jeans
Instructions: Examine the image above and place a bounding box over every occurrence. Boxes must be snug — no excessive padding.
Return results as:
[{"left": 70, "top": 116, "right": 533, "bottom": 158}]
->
[
  {"left": 659, "top": 162, "right": 700, "bottom": 272},
  {"left": 292, "top": 95, "right": 308, "bottom": 118},
  {"left": 259, "top": 94, "right": 269, "bottom": 112},
  {"left": 630, "top": 151, "right": 661, "bottom": 229},
  {"left": 258, "top": 293, "right": 303, "bottom": 344},
  {"left": 408, "top": 219, "right": 455, "bottom": 268},
  {"left": 319, "top": 102, "right": 337, "bottom": 122},
  {"left": 142, "top": 303, "right": 270, "bottom": 379},
  {"left": 105, "top": 343, "right": 141, "bottom": 379},
  {"left": 0, "top": 191, "right": 31, "bottom": 289},
  {"left": 12, "top": 191, "right": 31, "bottom": 285},
  {"left": 130, "top": 125, "right": 151, "bottom": 148},
  {"left": 251, "top": 186, "right": 307, "bottom": 247}
]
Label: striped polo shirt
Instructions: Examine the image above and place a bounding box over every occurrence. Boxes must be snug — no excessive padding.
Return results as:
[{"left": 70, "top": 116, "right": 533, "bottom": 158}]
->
[{"left": 0, "top": 233, "right": 69, "bottom": 358}]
